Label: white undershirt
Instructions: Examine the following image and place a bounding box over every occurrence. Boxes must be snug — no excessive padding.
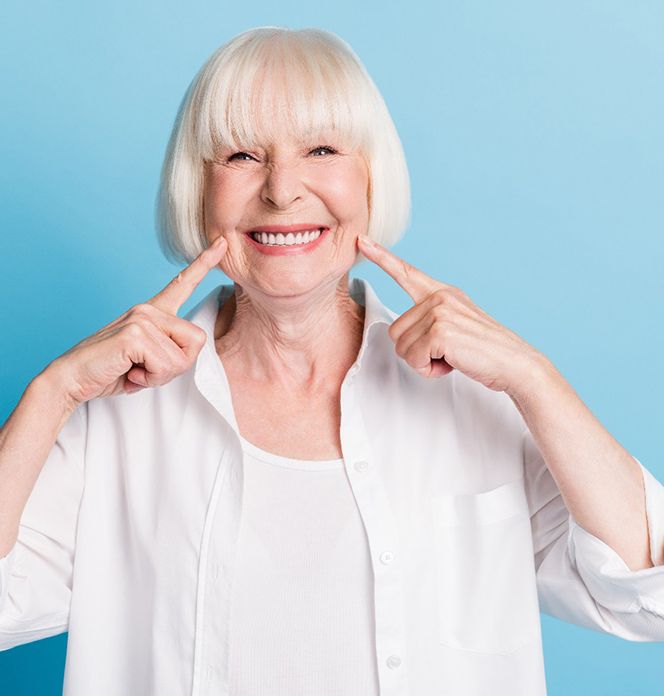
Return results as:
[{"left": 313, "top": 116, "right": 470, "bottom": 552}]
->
[{"left": 228, "top": 435, "right": 380, "bottom": 696}]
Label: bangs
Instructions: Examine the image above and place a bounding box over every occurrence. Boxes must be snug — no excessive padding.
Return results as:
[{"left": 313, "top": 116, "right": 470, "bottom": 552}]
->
[{"left": 195, "top": 31, "right": 373, "bottom": 159}]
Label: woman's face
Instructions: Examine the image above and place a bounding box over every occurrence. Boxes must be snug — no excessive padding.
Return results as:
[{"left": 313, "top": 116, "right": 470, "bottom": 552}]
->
[{"left": 203, "top": 128, "right": 370, "bottom": 298}]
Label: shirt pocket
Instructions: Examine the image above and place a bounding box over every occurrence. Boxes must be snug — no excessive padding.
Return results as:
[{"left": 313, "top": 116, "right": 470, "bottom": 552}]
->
[{"left": 431, "top": 476, "right": 541, "bottom": 655}]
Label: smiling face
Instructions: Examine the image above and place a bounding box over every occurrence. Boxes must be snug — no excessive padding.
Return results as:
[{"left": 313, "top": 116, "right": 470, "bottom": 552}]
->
[{"left": 203, "top": 127, "right": 370, "bottom": 298}]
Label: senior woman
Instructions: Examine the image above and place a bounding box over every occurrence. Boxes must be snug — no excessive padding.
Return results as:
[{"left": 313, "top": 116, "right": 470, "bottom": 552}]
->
[{"left": 1, "top": 26, "right": 663, "bottom": 696}]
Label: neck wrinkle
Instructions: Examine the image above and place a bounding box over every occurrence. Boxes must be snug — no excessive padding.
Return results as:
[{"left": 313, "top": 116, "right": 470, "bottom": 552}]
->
[{"left": 213, "top": 276, "right": 366, "bottom": 387}]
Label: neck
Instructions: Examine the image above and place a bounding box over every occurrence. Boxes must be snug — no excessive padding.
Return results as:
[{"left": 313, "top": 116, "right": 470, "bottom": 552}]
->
[{"left": 214, "top": 275, "right": 365, "bottom": 389}]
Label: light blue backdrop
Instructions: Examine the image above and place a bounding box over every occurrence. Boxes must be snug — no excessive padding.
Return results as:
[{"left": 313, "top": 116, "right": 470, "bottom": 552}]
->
[{"left": 1, "top": 1, "right": 662, "bottom": 694}]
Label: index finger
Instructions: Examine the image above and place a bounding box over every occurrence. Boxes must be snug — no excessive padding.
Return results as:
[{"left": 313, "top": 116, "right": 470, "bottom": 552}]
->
[
  {"left": 357, "top": 234, "right": 443, "bottom": 303},
  {"left": 148, "top": 235, "right": 228, "bottom": 315}
]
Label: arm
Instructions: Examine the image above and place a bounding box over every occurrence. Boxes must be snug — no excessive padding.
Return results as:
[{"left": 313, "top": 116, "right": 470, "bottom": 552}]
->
[
  {"left": 0, "top": 363, "right": 87, "bottom": 650},
  {"left": 0, "top": 363, "right": 78, "bottom": 558},
  {"left": 510, "top": 361, "right": 664, "bottom": 640},
  {"left": 506, "top": 357, "right": 658, "bottom": 571}
]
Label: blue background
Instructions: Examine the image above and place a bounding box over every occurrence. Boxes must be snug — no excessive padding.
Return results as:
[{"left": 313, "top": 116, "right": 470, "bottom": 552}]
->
[{"left": 1, "top": 1, "right": 662, "bottom": 693}]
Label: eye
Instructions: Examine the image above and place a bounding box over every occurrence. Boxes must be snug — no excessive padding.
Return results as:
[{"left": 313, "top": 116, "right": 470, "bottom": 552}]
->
[
  {"left": 310, "top": 145, "right": 338, "bottom": 156},
  {"left": 226, "top": 145, "right": 338, "bottom": 162},
  {"left": 227, "top": 151, "right": 255, "bottom": 162}
]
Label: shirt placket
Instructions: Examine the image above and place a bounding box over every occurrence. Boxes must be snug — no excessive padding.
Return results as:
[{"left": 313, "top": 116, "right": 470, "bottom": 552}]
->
[
  {"left": 340, "top": 366, "right": 410, "bottom": 696},
  {"left": 191, "top": 340, "right": 244, "bottom": 696}
]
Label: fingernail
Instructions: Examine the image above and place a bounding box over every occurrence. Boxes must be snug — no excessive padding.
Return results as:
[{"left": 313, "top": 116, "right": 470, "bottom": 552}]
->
[
  {"left": 212, "top": 235, "right": 226, "bottom": 247},
  {"left": 358, "top": 234, "right": 374, "bottom": 247}
]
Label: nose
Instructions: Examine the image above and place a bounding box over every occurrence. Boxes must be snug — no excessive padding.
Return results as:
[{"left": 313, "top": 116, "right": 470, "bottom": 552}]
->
[{"left": 260, "top": 163, "right": 305, "bottom": 209}]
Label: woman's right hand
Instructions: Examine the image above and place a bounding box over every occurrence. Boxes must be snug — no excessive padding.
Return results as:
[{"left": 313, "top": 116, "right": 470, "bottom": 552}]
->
[{"left": 46, "top": 235, "right": 229, "bottom": 406}]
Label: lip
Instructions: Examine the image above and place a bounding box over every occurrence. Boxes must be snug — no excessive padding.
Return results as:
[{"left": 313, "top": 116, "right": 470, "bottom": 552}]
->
[
  {"left": 247, "top": 224, "right": 329, "bottom": 234},
  {"left": 244, "top": 227, "right": 329, "bottom": 256}
]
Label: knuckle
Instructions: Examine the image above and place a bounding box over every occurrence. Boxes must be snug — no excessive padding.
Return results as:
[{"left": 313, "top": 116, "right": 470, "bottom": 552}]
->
[
  {"left": 168, "top": 348, "right": 194, "bottom": 376},
  {"left": 128, "top": 317, "right": 155, "bottom": 336},
  {"left": 123, "top": 322, "right": 145, "bottom": 340},
  {"left": 432, "top": 303, "right": 449, "bottom": 321},
  {"left": 193, "top": 327, "right": 208, "bottom": 347},
  {"left": 400, "top": 259, "right": 413, "bottom": 280},
  {"left": 431, "top": 286, "right": 466, "bottom": 305},
  {"left": 147, "top": 361, "right": 169, "bottom": 383},
  {"left": 171, "top": 271, "right": 185, "bottom": 288},
  {"left": 448, "top": 284, "right": 467, "bottom": 300},
  {"left": 130, "top": 302, "right": 154, "bottom": 317},
  {"left": 433, "top": 287, "right": 458, "bottom": 305}
]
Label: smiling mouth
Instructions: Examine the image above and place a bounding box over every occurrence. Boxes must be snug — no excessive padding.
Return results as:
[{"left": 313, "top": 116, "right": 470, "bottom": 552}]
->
[{"left": 248, "top": 228, "right": 325, "bottom": 247}]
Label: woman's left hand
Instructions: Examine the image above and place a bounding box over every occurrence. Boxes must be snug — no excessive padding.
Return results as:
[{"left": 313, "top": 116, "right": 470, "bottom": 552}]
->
[{"left": 357, "top": 235, "right": 549, "bottom": 393}]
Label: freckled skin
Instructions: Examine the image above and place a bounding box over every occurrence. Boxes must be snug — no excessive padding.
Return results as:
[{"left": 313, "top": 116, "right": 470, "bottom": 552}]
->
[{"left": 203, "top": 129, "right": 370, "bottom": 394}]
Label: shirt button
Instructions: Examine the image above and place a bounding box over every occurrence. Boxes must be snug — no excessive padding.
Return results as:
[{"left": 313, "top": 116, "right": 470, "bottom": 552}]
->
[
  {"left": 354, "top": 459, "right": 369, "bottom": 473},
  {"left": 386, "top": 654, "right": 402, "bottom": 669},
  {"left": 379, "top": 551, "right": 394, "bottom": 565}
]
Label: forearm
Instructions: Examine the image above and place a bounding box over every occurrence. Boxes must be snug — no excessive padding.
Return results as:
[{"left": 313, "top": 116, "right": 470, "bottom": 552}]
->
[
  {"left": 506, "top": 358, "right": 655, "bottom": 572},
  {"left": 0, "top": 364, "right": 77, "bottom": 558}
]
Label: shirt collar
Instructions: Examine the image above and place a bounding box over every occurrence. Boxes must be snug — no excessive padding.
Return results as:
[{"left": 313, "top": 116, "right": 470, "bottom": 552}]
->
[{"left": 185, "top": 277, "right": 398, "bottom": 429}]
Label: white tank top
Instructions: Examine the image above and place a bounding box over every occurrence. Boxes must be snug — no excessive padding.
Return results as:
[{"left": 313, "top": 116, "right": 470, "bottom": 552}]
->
[{"left": 227, "top": 434, "right": 380, "bottom": 696}]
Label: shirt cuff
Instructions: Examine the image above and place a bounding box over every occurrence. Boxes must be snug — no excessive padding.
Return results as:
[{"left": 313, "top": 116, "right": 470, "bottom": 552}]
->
[
  {"left": 567, "top": 456, "right": 664, "bottom": 618},
  {"left": 0, "top": 544, "right": 18, "bottom": 611}
]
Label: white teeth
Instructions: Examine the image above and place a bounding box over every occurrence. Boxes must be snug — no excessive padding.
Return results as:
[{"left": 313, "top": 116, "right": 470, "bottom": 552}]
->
[{"left": 251, "top": 229, "right": 323, "bottom": 246}]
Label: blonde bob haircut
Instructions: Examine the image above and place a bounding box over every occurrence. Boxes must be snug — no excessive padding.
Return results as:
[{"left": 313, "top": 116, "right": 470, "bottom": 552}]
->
[{"left": 155, "top": 26, "right": 411, "bottom": 268}]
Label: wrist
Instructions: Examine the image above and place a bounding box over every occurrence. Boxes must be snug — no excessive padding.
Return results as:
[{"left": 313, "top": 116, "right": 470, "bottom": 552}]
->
[
  {"left": 505, "top": 353, "right": 560, "bottom": 405},
  {"left": 31, "top": 359, "right": 81, "bottom": 417}
]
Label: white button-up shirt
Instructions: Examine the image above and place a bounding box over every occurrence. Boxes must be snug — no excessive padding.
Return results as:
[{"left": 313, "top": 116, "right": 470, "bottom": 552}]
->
[{"left": 2, "top": 277, "right": 663, "bottom": 695}]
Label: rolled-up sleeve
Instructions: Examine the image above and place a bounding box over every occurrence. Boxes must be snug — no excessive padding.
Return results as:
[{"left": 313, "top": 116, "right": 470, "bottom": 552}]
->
[
  {"left": 0, "top": 546, "right": 19, "bottom": 607},
  {"left": 568, "top": 460, "right": 664, "bottom": 616},
  {"left": 523, "top": 426, "right": 664, "bottom": 641},
  {"left": 0, "top": 400, "right": 87, "bottom": 651}
]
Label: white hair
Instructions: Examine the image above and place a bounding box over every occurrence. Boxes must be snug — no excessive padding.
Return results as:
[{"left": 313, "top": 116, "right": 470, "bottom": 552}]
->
[{"left": 155, "top": 26, "right": 411, "bottom": 268}]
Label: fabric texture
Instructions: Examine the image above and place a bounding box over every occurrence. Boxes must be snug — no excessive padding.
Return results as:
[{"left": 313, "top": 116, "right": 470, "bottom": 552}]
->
[
  {"left": 1, "top": 277, "right": 663, "bottom": 696},
  {"left": 227, "top": 436, "right": 379, "bottom": 695}
]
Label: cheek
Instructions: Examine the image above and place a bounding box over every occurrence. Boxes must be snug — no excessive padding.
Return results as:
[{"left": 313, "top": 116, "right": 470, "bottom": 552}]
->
[
  {"left": 320, "top": 167, "right": 369, "bottom": 221},
  {"left": 203, "top": 172, "right": 248, "bottom": 224}
]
